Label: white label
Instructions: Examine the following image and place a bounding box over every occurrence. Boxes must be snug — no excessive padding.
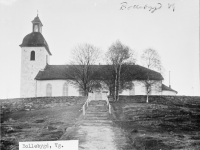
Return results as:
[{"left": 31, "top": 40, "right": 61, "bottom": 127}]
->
[{"left": 19, "top": 141, "right": 78, "bottom": 150}]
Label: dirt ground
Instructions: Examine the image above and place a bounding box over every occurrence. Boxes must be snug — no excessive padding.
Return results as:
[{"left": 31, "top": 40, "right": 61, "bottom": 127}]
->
[
  {"left": 59, "top": 115, "right": 134, "bottom": 150},
  {"left": 1, "top": 104, "right": 83, "bottom": 150}
]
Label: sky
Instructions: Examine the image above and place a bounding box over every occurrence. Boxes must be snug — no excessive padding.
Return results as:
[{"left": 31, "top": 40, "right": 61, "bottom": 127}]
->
[{"left": 0, "top": 0, "right": 199, "bottom": 99}]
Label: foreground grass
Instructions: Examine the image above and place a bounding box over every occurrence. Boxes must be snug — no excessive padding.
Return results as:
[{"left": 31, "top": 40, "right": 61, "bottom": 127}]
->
[
  {"left": 111, "top": 100, "right": 200, "bottom": 150},
  {"left": 1, "top": 105, "right": 83, "bottom": 150}
]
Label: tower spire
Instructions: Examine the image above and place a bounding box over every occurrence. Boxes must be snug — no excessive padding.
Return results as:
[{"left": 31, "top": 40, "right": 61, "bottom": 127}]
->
[{"left": 32, "top": 13, "right": 43, "bottom": 33}]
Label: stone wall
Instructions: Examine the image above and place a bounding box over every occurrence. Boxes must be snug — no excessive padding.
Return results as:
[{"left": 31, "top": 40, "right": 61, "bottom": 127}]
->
[
  {"left": 0, "top": 96, "right": 87, "bottom": 116},
  {"left": 109, "top": 95, "right": 200, "bottom": 105},
  {"left": 20, "top": 47, "right": 50, "bottom": 98}
]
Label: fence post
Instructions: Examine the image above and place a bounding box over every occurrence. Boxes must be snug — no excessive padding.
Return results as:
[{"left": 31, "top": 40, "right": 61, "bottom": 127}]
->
[
  {"left": 109, "top": 104, "right": 111, "bottom": 114},
  {"left": 83, "top": 105, "right": 85, "bottom": 115}
]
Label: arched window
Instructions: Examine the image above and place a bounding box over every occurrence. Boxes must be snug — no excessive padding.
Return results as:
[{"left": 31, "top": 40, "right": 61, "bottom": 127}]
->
[
  {"left": 46, "top": 83, "right": 52, "bottom": 96},
  {"left": 63, "top": 83, "right": 68, "bottom": 96},
  {"left": 30, "top": 51, "right": 35, "bottom": 61},
  {"left": 129, "top": 83, "right": 135, "bottom": 95}
]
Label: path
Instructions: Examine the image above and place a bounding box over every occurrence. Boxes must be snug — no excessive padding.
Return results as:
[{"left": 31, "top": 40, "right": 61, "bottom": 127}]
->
[{"left": 60, "top": 100, "right": 134, "bottom": 150}]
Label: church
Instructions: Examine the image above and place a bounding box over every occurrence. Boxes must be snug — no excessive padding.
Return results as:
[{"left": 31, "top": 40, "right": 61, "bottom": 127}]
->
[{"left": 19, "top": 15, "right": 177, "bottom": 98}]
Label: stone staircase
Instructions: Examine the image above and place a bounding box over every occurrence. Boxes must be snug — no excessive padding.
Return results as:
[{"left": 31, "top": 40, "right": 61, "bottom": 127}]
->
[
  {"left": 60, "top": 100, "right": 134, "bottom": 149},
  {"left": 80, "top": 100, "right": 112, "bottom": 126}
]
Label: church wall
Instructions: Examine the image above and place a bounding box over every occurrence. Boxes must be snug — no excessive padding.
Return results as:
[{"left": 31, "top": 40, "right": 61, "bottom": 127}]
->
[
  {"left": 133, "top": 81, "right": 147, "bottom": 95},
  {"left": 149, "top": 81, "right": 162, "bottom": 95},
  {"left": 107, "top": 80, "right": 162, "bottom": 96},
  {"left": 20, "top": 47, "right": 49, "bottom": 98},
  {"left": 35, "top": 79, "right": 163, "bottom": 97},
  {"left": 129, "top": 80, "right": 162, "bottom": 95},
  {"left": 162, "top": 90, "right": 177, "bottom": 95},
  {"left": 119, "top": 89, "right": 130, "bottom": 95},
  {"left": 36, "top": 80, "right": 79, "bottom": 97},
  {"left": 118, "top": 81, "right": 158, "bottom": 95}
]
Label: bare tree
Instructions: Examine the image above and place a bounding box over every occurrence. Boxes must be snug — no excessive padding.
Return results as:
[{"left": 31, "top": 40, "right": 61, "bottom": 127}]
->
[
  {"left": 140, "top": 48, "right": 162, "bottom": 103},
  {"left": 66, "top": 43, "right": 101, "bottom": 96},
  {"left": 106, "top": 40, "right": 135, "bottom": 101}
]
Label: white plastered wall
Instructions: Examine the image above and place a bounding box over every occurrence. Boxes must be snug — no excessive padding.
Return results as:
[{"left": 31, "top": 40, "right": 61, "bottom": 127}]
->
[
  {"left": 36, "top": 80, "right": 79, "bottom": 97},
  {"left": 162, "top": 90, "right": 177, "bottom": 95},
  {"left": 119, "top": 80, "right": 162, "bottom": 95}
]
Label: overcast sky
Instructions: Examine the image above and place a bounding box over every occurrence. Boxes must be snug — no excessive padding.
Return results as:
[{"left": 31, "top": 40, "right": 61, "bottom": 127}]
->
[{"left": 0, "top": 0, "right": 199, "bottom": 99}]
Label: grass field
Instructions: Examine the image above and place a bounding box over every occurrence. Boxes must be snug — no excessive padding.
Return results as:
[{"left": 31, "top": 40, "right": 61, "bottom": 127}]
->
[
  {"left": 111, "top": 99, "right": 200, "bottom": 150},
  {"left": 1, "top": 104, "right": 83, "bottom": 150},
  {"left": 1, "top": 96, "right": 200, "bottom": 150}
]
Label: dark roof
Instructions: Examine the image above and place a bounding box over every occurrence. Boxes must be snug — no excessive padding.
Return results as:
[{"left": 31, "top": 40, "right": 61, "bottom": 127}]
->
[
  {"left": 19, "top": 32, "right": 52, "bottom": 55},
  {"left": 35, "top": 64, "right": 164, "bottom": 81},
  {"left": 162, "top": 84, "right": 178, "bottom": 93},
  {"left": 32, "top": 15, "right": 43, "bottom": 25}
]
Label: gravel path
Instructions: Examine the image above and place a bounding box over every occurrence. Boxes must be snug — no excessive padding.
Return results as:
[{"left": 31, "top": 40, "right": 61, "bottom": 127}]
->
[{"left": 60, "top": 118, "right": 133, "bottom": 149}]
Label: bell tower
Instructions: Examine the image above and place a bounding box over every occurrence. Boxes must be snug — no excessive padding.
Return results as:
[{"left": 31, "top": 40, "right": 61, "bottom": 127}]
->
[
  {"left": 20, "top": 14, "right": 52, "bottom": 98},
  {"left": 32, "top": 14, "right": 43, "bottom": 33}
]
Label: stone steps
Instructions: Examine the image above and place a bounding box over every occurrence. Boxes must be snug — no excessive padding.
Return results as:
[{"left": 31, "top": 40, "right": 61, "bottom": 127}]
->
[
  {"left": 84, "top": 116, "right": 109, "bottom": 120},
  {"left": 79, "top": 120, "right": 113, "bottom": 126},
  {"left": 87, "top": 108, "right": 108, "bottom": 112},
  {"left": 87, "top": 109, "right": 108, "bottom": 113},
  {"left": 82, "top": 100, "right": 112, "bottom": 126},
  {"left": 80, "top": 122, "right": 112, "bottom": 126},
  {"left": 85, "top": 113, "right": 108, "bottom": 117},
  {"left": 89, "top": 101, "right": 107, "bottom": 106}
]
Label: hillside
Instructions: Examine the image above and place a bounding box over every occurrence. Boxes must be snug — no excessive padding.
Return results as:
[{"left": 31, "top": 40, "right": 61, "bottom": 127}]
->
[
  {"left": 1, "top": 95, "right": 200, "bottom": 150},
  {"left": 111, "top": 95, "right": 200, "bottom": 149},
  {"left": 0, "top": 96, "right": 86, "bottom": 150}
]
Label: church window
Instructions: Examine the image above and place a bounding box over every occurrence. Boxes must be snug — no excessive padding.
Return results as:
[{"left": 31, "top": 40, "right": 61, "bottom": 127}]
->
[
  {"left": 46, "top": 83, "right": 52, "bottom": 96},
  {"left": 63, "top": 83, "right": 68, "bottom": 96},
  {"left": 129, "top": 83, "right": 135, "bottom": 95},
  {"left": 30, "top": 51, "right": 35, "bottom": 61}
]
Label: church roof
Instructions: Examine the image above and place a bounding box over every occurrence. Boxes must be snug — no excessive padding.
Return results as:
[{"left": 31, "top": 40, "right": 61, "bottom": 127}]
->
[
  {"left": 162, "top": 84, "right": 178, "bottom": 93},
  {"left": 32, "top": 15, "right": 43, "bottom": 25},
  {"left": 19, "top": 32, "right": 52, "bottom": 55},
  {"left": 35, "top": 64, "right": 164, "bottom": 81}
]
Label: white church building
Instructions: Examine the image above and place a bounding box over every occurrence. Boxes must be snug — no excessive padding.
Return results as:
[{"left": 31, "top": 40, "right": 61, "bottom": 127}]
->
[{"left": 20, "top": 15, "right": 177, "bottom": 98}]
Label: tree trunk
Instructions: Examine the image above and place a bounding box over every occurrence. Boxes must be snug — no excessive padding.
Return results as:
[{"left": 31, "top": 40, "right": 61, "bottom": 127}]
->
[
  {"left": 116, "top": 64, "right": 122, "bottom": 101},
  {"left": 146, "top": 76, "right": 149, "bottom": 103},
  {"left": 83, "top": 84, "right": 87, "bottom": 96},
  {"left": 114, "top": 68, "right": 118, "bottom": 101},
  {"left": 116, "top": 75, "right": 119, "bottom": 101}
]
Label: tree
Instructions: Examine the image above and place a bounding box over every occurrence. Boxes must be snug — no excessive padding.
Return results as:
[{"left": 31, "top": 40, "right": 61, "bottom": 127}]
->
[
  {"left": 140, "top": 48, "right": 162, "bottom": 103},
  {"left": 99, "top": 63, "right": 139, "bottom": 97},
  {"left": 66, "top": 43, "right": 101, "bottom": 96},
  {"left": 106, "top": 40, "right": 135, "bottom": 101}
]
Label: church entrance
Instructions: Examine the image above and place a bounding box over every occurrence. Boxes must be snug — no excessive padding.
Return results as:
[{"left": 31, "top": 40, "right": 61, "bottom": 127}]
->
[
  {"left": 95, "top": 90, "right": 102, "bottom": 100},
  {"left": 88, "top": 90, "right": 108, "bottom": 101}
]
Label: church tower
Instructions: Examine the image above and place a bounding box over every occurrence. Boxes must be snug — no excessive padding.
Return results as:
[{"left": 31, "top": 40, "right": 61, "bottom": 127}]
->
[{"left": 20, "top": 15, "right": 52, "bottom": 98}]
